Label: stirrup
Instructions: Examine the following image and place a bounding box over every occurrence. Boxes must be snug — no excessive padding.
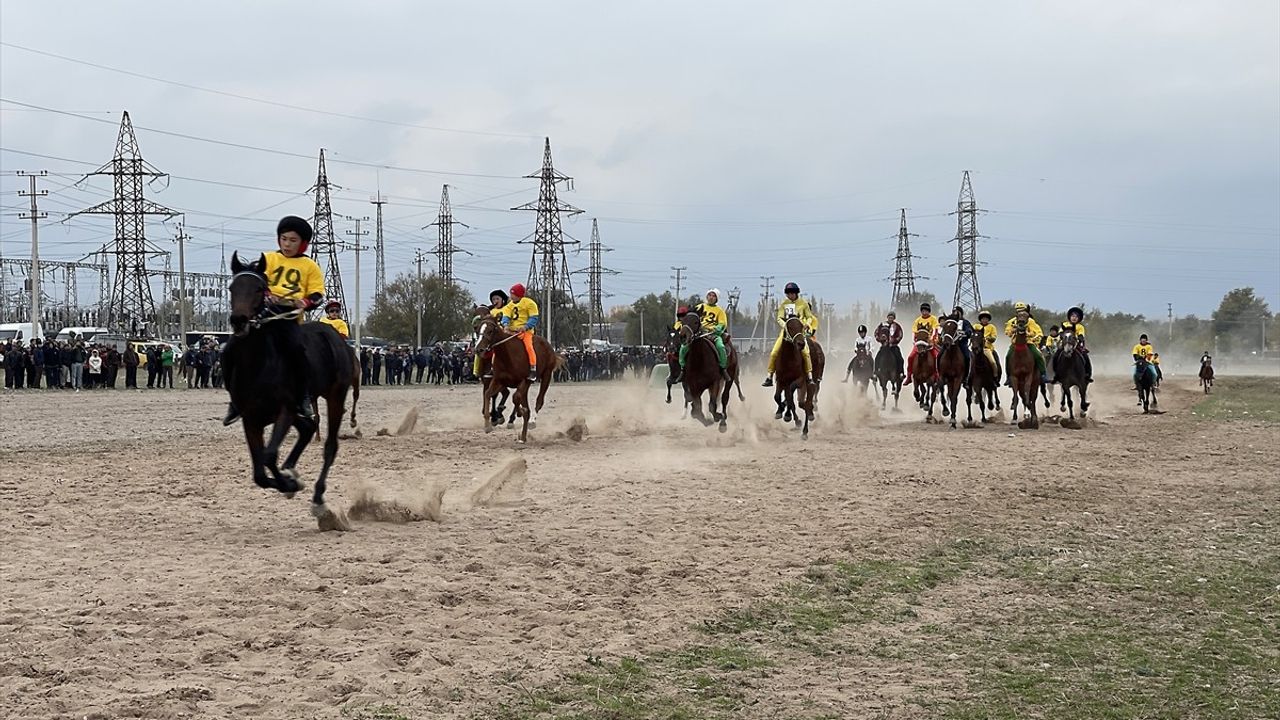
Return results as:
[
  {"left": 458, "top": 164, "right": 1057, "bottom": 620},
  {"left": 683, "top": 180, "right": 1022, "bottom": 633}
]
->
[
  {"left": 761, "top": 376, "right": 773, "bottom": 387},
  {"left": 222, "top": 403, "right": 240, "bottom": 426}
]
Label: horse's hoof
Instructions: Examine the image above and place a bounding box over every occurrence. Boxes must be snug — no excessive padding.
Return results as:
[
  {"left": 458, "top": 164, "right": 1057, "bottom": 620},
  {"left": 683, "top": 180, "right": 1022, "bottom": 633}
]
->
[
  {"left": 774, "top": 412, "right": 784, "bottom": 420},
  {"left": 483, "top": 425, "right": 494, "bottom": 434},
  {"left": 665, "top": 397, "right": 672, "bottom": 404},
  {"left": 253, "top": 475, "right": 272, "bottom": 489},
  {"left": 718, "top": 423, "right": 727, "bottom": 434}
]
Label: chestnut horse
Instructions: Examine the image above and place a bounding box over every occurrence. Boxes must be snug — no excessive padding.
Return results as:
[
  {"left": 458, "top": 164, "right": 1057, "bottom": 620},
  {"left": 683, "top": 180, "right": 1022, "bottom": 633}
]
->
[
  {"left": 676, "top": 311, "right": 743, "bottom": 432},
  {"left": 771, "top": 315, "right": 818, "bottom": 438},
  {"left": 910, "top": 329, "right": 940, "bottom": 419},
  {"left": 874, "top": 341, "right": 903, "bottom": 412},
  {"left": 473, "top": 314, "right": 564, "bottom": 443},
  {"left": 966, "top": 333, "right": 999, "bottom": 425},
  {"left": 1007, "top": 320, "right": 1041, "bottom": 429},
  {"left": 936, "top": 319, "right": 968, "bottom": 429}
]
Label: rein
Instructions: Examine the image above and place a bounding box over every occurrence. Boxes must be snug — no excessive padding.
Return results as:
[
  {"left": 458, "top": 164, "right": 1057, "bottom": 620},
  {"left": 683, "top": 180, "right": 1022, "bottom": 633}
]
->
[{"left": 229, "top": 271, "right": 304, "bottom": 330}]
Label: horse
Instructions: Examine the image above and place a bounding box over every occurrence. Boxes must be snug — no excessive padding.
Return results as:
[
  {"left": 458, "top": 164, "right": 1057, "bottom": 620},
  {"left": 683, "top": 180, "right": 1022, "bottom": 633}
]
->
[
  {"left": 936, "top": 320, "right": 968, "bottom": 429},
  {"left": 845, "top": 347, "right": 874, "bottom": 397},
  {"left": 1199, "top": 356, "right": 1214, "bottom": 394},
  {"left": 1135, "top": 356, "right": 1159, "bottom": 413},
  {"left": 873, "top": 341, "right": 903, "bottom": 412},
  {"left": 771, "top": 316, "right": 817, "bottom": 438},
  {"left": 663, "top": 327, "right": 684, "bottom": 407},
  {"left": 473, "top": 313, "right": 563, "bottom": 443},
  {"left": 909, "top": 330, "right": 940, "bottom": 420},
  {"left": 1051, "top": 332, "right": 1090, "bottom": 425},
  {"left": 1007, "top": 319, "right": 1042, "bottom": 429},
  {"left": 224, "top": 252, "right": 354, "bottom": 529},
  {"left": 676, "top": 311, "right": 742, "bottom": 432},
  {"left": 965, "top": 333, "right": 999, "bottom": 426}
]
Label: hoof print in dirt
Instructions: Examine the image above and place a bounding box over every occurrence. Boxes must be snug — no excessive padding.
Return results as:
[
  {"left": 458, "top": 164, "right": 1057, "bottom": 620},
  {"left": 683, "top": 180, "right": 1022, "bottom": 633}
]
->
[{"left": 1059, "top": 418, "right": 1084, "bottom": 430}]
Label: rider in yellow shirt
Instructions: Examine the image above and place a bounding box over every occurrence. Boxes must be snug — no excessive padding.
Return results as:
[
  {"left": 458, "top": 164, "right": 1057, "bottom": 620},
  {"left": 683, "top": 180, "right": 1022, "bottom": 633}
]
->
[
  {"left": 1003, "top": 301, "right": 1047, "bottom": 385},
  {"left": 319, "top": 300, "right": 350, "bottom": 339},
  {"left": 673, "top": 289, "right": 729, "bottom": 382},
  {"left": 1059, "top": 306, "right": 1093, "bottom": 382},
  {"left": 223, "top": 215, "right": 325, "bottom": 426},
  {"left": 763, "top": 282, "right": 816, "bottom": 386},
  {"left": 975, "top": 310, "right": 998, "bottom": 370},
  {"left": 500, "top": 283, "right": 540, "bottom": 382},
  {"left": 905, "top": 302, "right": 940, "bottom": 383},
  {"left": 473, "top": 289, "right": 510, "bottom": 378},
  {"left": 1132, "top": 334, "right": 1157, "bottom": 387}
]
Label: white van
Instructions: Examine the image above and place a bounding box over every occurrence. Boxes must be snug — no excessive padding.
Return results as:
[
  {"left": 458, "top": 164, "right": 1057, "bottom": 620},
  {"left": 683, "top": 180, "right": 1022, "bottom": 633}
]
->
[
  {"left": 0, "top": 322, "right": 46, "bottom": 344},
  {"left": 55, "top": 326, "right": 110, "bottom": 344}
]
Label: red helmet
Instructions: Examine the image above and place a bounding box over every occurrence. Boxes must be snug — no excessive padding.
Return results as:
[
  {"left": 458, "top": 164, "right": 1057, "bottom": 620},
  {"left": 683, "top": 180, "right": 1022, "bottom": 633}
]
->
[
  {"left": 510, "top": 283, "right": 526, "bottom": 299},
  {"left": 677, "top": 306, "right": 689, "bottom": 316}
]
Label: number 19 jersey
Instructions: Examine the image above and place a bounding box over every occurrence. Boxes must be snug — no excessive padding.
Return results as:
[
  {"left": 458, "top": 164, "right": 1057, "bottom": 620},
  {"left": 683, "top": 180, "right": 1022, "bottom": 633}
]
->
[{"left": 264, "top": 251, "right": 325, "bottom": 320}]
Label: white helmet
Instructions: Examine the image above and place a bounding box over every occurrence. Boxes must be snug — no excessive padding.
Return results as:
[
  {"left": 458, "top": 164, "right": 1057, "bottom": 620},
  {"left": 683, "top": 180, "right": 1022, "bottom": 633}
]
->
[{"left": 706, "top": 288, "right": 721, "bottom": 300}]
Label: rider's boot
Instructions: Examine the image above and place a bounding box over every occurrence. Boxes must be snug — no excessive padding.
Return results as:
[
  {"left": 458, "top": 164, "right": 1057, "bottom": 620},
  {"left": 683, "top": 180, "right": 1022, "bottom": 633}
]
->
[
  {"left": 761, "top": 374, "right": 773, "bottom": 387},
  {"left": 528, "top": 365, "right": 539, "bottom": 382},
  {"left": 222, "top": 401, "right": 240, "bottom": 426},
  {"left": 297, "top": 393, "right": 316, "bottom": 423},
  {"left": 807, "top": 372, "right": 816, "bottom": 385}
]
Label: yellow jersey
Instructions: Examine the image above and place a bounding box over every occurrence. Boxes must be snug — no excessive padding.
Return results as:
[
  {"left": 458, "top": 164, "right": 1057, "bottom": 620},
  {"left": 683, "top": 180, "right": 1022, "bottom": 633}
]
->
[
  {"left": 319, "top": 317, "right": 349, "bottom": 338},
  {"left": 977, "top": 322, "right": 997, "bottom": 349},
  {"left": 502, "top": 297, "right": 540, "bottom": 331},
  {"left": 1004, "top": 317, "right": 1044, "bottom": 346},
  {"left": 1044, "top": 335, "right": 1058, "bottom": 350},
  {"left": 1132, "top": 342, "right": 1154, "bottom": 361},
  {"left": 913, "top": 314, "right": 940, "bottom": 342},
  {"left": 264, "top": 251, "right": 324, "bottom": 304},
  {"left": 1061, "top": 320, "right": 1086, "bottom": 338},
  {"left": 697, "top": 302, "right": 728, "bottom": 333},
  {"left": 777, "top": 297, "right": 816, "bottom": 329}
]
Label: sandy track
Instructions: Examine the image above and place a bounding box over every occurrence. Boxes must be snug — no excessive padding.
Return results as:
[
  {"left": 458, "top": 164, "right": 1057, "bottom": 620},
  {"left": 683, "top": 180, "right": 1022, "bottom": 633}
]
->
[{"left": 1, "top": 375, "right": 1273, "bottom": 719}]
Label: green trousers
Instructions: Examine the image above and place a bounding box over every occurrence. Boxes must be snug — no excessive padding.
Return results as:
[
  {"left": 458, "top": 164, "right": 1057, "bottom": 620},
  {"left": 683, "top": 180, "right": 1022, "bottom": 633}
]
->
[{"left": 679, "top": 334, "right": 728, "bottom": 369}]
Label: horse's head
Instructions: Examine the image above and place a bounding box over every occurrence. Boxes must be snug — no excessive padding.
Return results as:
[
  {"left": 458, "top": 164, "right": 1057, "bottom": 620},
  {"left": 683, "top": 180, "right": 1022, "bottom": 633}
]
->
[
  {"left": 939, "top": 319, "right": 958, "bottom": 347},
  {"left": 228, "top": 252, "right": 269, "bottom": 336},
  {"left": 472, "top": 313, "right": 503, "bottom": 353},
  {"left": 1059, "top": 331, "right": 1078, "bottom": 352},
  {"left": 1012, "top": 318, "right": 1029, "bottom": 345},
  {"left": 678, "top": 311, "right": 700, "bottom": 344},
  {"left": 784, "top": 315, "right": 806, "bottom": 348}
]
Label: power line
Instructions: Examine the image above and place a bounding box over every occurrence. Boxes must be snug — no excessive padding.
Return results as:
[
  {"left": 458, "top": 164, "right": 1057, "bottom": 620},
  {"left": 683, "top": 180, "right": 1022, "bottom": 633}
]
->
[
  {"left": 573, "top": 219, "right": 618, "bottom": 340},
  {"left": 513, "top": 138, "right": 583, "bottom": 347},
  {"left": 426, "top": 184, "right": 470, "bottom": 287},
  {"left": 950, "top": 170, "right": 984, "bottom": 312}
]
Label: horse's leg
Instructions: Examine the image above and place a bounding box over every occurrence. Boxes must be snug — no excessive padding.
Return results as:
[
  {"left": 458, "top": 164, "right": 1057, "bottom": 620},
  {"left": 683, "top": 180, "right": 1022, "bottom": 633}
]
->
[
  {"left": 774, "top": 386, "right": 785, "bottom": 419},
  {"left": 312, "top": 389, "right": 345, "bottom": 511},
  {"left": 263, "top": 408, "right": 301, "bottom": 494},
  {"left": 481, "top": 382, "right": 496, "bottom": 434},
  {"left": 242, "top": 422, "right": 271, "bottom": 489},
  {"left": 281, "top": 411, "right": 317, "bottom": 472},
  {"left": 515, "top": 384, "right": 531, "bottom": 442}
]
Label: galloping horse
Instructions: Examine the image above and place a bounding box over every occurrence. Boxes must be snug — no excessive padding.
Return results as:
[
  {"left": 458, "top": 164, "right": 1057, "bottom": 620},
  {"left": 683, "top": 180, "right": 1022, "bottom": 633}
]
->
[
  {"left": 909, "top": 329, "right": 940, "bottom": 419},
  {"left": 845, "top": 346, "right": 874, "bottom": 397},
  {"left": 676, "top": 310, "right": 742, "bottom": 432},
  {"left": 664, "top": 327, "right": 684, "bottom": 406},
  {"left": 472, "top": 309, "right": 519, "bottom": 428},
  {"left": 771, "top": 315, "right": 817, "bottom": 438},
  {"left": 873, "top": 340, "right": 903, "bottom": 411},
  {"left": 936, "top": 320, "right": 968, "bottom": 429},
  {"left": 1135, "top": 356, "right": 1159, "bottom": 413},
  {"left": 224, "top": 252, "right": 355, "bottom": 527},
  {"left": 1051, "top": 332, "right": 1090, "bottom": 424},
  {"left": 1199, "top": 356, "right": 1214, "bottom": 394},
  {"left": 473, "top": 314, "right": 563, "bottom": 443},
  {"left": 966, "top": 333, "right": 1000, "bottom": 425},
  {"left": 1007, "top": 319, "right": 1042, "bottom": 429}
]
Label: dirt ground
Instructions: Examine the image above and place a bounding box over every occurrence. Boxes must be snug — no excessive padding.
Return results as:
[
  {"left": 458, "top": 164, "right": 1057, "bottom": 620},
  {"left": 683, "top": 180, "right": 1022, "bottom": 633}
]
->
[{"left": 1, "top": 373, "right": 1275, "bottom": 719}]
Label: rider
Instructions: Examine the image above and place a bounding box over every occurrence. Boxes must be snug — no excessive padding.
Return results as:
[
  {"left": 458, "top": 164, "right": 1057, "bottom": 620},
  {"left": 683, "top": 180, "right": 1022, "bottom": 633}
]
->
[
  {"left": 1044, "top": 325, "right": 1060, "bottom": 353},
  {"left": 500, "top": 284, "right": 540, "bottom": 382},
  {"left": 975, "top": 310, "right": 998, "bottom": 371},
  {"left": 763, "top": 282, "right": 816, "bottom": 387},
  {"left": 1059, "top": 306, "right": 1093, "bottom": 383},
  {"left": 845, "top": 324, "right": 874, "bottom": 382},
  {"left": 673, "top": 305, "right": 689, "bottom": 333},
  {"left": 1003, "top": 301, "right": 1048, "bottom": 386},
  {"left": 1132, "top": 333, "right": 1156, "bottom": 387},
  {"left": 223, "top": 215, "right": 323, "bottom": 427},
  {"left": 1152, "top": 352, "right": 1163, "bottom": 383},
  {"left": 875, "top": 311, "right": 905, "bottom": 377},
  {"left": 945, "top": 305, "right": 974, "bottom": 382},
  {"left": 674, "top": 289, "right": 730, "bottom": 383},
  {"left": 905, "top": 302, "right": 940, "bottom": 383},
  {"left": 319, "top": 300, "right": 350, "bottom": 339},
  {"left": 472, "top": 289, "right": 510, "bottom": 378}
]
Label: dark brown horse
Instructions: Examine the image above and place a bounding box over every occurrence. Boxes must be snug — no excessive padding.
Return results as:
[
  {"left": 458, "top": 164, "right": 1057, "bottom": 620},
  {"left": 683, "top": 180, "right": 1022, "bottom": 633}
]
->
[
  {"left": 225, "top": 252, "right": 355, "bottom": 530},
  {"left": 873, "top": 341, "right": 903, "bottom": 412},
  {"left": 910, "top": 329, "right": 940, "bottom": 419},
  {"left": 1007, "top": 320, "right": 1041, "bottom": 429},
  {"left": 1050, "top": 332, "right": 1089, "bottom": 425},
  {"left": 771, "top": 316, "right": 818, "bottom": 438},
  {"left": 1199, "top": 356, "right": 1214, "bottom": 394},
  {"left": 966, "top": 333, "right": 999, "bottom": 425},
  {"left": 845, "top": 345, "right": 874, "bottom": 397},
  {"left": 473, "top": 314, "right": 564, "bottom": 443},
  {"left": 936, "top": 320, "right": 967, "bottom": 429},
  {"left": 676, "top": 311, "right": 742, "bottom": 432}
]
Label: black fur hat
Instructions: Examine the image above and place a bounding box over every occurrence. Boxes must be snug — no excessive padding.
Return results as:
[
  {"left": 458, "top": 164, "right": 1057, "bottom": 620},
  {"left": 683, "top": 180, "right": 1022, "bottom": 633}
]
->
[{"left": 276, "top": 216, "right": 314, "bottom": 249}]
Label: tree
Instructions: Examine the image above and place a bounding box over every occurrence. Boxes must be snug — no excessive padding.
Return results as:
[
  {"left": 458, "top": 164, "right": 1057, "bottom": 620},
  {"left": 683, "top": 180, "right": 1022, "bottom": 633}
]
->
[
  {"left": 622, "top": 292, "right": 679, "bottom": 345},
  {"left": 365, "top": 272, "right": 474, "bottom": 345},
  {"left": 537, "top": 288, "right": 587, "bottom": 349},
  {"left": 893, "top": 290, "right": 939, "bottom": 317},
  {"left": 1212, "top": 287, "right": 1272, "bottom": 354}
]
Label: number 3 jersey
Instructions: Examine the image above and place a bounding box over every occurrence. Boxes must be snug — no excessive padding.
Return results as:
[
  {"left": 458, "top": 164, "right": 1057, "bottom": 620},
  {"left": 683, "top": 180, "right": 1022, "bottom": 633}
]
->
[{"left": 264, "top": 251, "right": 325, "bottom": 321}]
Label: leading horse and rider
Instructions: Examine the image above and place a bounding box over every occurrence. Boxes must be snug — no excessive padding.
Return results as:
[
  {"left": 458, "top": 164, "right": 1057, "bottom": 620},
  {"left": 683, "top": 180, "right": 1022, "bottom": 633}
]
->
[{"left": 762, "top": 282, "right": 818, "bottom": 388}]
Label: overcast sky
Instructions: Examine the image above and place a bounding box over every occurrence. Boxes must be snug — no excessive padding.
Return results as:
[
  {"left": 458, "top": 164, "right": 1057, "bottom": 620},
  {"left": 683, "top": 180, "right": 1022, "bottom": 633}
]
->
[{"left": 2, "top": 0, "right": 1277, "bottom": 324}]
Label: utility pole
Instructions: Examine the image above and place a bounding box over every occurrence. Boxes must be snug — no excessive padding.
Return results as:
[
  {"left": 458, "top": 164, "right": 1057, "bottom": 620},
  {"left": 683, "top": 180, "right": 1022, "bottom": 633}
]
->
[
  {"left": 888, "top": 209, "right": 925, "bottom": 309},
  {"left": 727, "top": 287, "right": 741, "bottom": 333},
  {"left": 414, "top": 248, "right": 428, "bottom": 349},
  {"left": 175, "top": 221, "right": 190, "bottom": 343},
  {"left": 69, "top": 112, "right": 178, "bottom": 335},
  {"left": 310, "top": 149, "right": 344, "bottom": 312},
  {"left": 371, "top": 189, "right": 387, "bottom": 297},
  {"left": 670, "top": 266, "right": 688, "bottom": 312},
  {"left": 344, "top": 216, "right": 370, "bottom": 348},
  {"left": 750, "top": 275, "right": 775, "bottom": 351},
  {"left": 572, "top": 219, "right": 617, "bottom": 341},
  {"left": 1168, "top": 302, "right": 1174, "bottom": 343},
  {"left": 17, "top": 171, "right": 47, "bottom": 341},
  {"left": 949, "top": 171, "right": 985, "bottom": 312},
  {"left": 427, "top": 184, "right": 470, "bottom": 287},
  {"left": 822, "top": 301, "right": 835, "bottom": 348},
  {"left": 514, "top": 138, "right": 583, "bottom": 349}
]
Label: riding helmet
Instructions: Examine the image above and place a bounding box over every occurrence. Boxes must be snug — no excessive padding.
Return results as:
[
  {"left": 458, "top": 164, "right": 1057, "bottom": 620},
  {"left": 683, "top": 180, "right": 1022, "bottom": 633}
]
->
[
  {"left": 277, "top": 215, "right": 314, "bottom": 253},
  {"left": 1068, "top": 306, "right": 1084, "bottom": 321},
  {"left": 785, "top": 282, "right": 800, "bottom": 294},
  {"left": 510, "top": 283, "right": 526, "bottom": 299},
  {"left": 952, "top": 305, "right": 965, "bottom": 317},
  {"left": 677, "top": 306, "right": 689, "bottom": 316},
  {"left": 707, "top": 288, "right": 721, "bottom": 301},
  {"left": 489, "top": 289, "right": 509, "bottom": 305},
  {"left": 1014, "top": 301, "right": 1029, "bottom": 312},
  {"left": 324, "top": 300, "right": 342, "bottom": 311},
  {"left": 977, "top": 310, "right": 992, "bottom": 320},
  {"left": 858, "top": 324, "right": 867, "bottom": 333}
]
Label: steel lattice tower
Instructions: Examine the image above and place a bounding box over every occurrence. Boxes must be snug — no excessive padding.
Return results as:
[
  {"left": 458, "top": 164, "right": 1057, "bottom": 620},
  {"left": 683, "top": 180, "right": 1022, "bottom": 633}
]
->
[
  {"left": 427, "top": 185, "right": 469, "bottom": 286},
  {"left": 70, "top": 111, "right": 178, "bottom": 334},
  {"left": 513, "top": 138, "right": 583, "bottom": 344},
  {"left": 950, "top": 170, "right": 984, "bottom": 311},
  {"left": 889, "top": 208, "right": 924, "bottom": 308},
  {"left": 371, "top": 191, "right": 387, "bottom": 296},
  {"left": 309, "top": 149, "right": 344, "bottom": 310},
  {"left": 572, "top": 218, "right": 617, "bottom": 340}
]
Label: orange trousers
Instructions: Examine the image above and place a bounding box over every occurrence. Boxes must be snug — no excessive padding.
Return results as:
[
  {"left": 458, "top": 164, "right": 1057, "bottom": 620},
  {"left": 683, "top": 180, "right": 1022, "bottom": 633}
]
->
[{"left": 519, "top": 330, "right": 536, "bottom": 366}]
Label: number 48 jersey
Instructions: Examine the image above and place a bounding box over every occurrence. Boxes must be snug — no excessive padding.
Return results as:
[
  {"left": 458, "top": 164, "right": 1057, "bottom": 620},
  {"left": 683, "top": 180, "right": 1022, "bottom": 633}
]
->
[{"left": 264, "top": 250, "right": 325, "bottom": 320}]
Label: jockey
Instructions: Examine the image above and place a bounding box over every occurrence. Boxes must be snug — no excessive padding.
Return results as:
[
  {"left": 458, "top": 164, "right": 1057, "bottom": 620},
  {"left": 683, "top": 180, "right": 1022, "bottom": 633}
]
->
[
  {"left": 500, "top": 283, "right": 540, "bottom": 382},
  {"left": 1132, "top": 333, "right": 1156, "bottom": 386},
  {"left": 905, "top": 302, "right": 940, "bottom": 383},
  {"left": 1003, "top": 301, "right": 1047, "bottom": 386},
  {"left": 1044, "top": 325, "right": 1060, "bottom": 352},
  {"left": 675, "top": 289, "right": 729, "bottom": 382},
  {"left": 845, "top": 324, "right": 874, "bottom": 382},
  {"left": 472, "top": 289, "right": 511, "bottom": 378},
  {"left": 319, "top": 300, "right": 350, "bottom": 339},
  {"left": 1153, "top": 352, "right": 1163, "bottom": 382},
  {"left": 223, "top": 215, "right": 324, "bottom": 426},
  {"left": 763, "top": 282, "right": 815, "bottom": 387},
  {"left": 673, "top": 305, "right": 689, "bottom": 332},
  {"left": 946, "top": 305, "right": 974, "bottom": 381},
  {"left": 875, "top": 311, "right": 905, "bottom": 376},
  {"left": 975, "top": 310, "right": 998, "bottom": 370},
  {"left": 1059, "top": 306, "right": 1093, "bottom": 382}
]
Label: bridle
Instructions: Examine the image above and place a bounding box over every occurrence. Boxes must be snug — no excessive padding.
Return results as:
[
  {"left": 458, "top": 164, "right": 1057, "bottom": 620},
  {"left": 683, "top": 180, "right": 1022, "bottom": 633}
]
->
[
  {"left": 784, "top": 316, "right": 806, "bottom": 346},
  {"left": 229, "top": 271, "right": 302, "bottom": 329},
  {"left": 474, "top": 316, "right": 521, "bottom": 353}
]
